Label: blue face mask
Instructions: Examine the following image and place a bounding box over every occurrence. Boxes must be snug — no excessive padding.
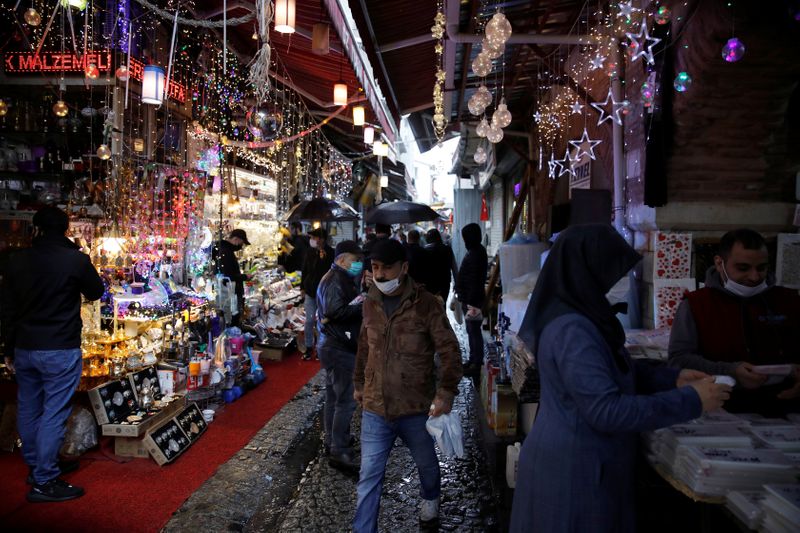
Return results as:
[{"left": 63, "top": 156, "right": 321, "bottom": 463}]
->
[{"left": 347, "top": 261, "right": 364, "bottom": 277}]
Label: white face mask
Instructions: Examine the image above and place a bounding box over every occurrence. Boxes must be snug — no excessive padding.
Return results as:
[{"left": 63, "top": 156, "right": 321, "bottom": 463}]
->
[
  {"left": 309, "top": 238, "right": 319, "bottom": 249},
  {"left": 374, "top": 276, "right": 401, "bottom": 295},
  {"left": 722, "top": 263, "right": 767, "bottom": 298},
  {"left": 606, "top": 276, "right": 630, "bottom": 306}
]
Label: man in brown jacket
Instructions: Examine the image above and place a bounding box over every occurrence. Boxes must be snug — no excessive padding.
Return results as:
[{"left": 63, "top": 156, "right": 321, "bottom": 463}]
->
[{"left": 352, "top": 239, "right": 463, "bottom": 531}]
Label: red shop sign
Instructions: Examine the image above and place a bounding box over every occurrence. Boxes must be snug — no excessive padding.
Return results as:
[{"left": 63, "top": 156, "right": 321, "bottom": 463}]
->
[{"left": 4, "top": 50, "right": 112, "bottom": 73}]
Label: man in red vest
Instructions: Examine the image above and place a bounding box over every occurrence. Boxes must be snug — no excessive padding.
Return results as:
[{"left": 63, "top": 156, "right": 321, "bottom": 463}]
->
[{"left": 669, "top": 228, "right": 800, "bottom": 416}]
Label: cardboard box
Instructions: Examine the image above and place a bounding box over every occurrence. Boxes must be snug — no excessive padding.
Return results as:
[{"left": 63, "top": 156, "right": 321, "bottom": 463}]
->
[
  {"left": 88, "top": 379, "right": 138, "bottom": 425},
  {"left": 114, "top": 435, "right": 150, "bottom": 459},
  {"left": 102, "top": 393, "right": 186, "bottom": 437},
  {"left": 142, "top": 401, "right": 206, "bottom": 466},
  {"left": 158, "top": 368, "right": 186, "bottom": 396},
  {"left": 492, "top": 383, "right": 518, "bottom": 437}
]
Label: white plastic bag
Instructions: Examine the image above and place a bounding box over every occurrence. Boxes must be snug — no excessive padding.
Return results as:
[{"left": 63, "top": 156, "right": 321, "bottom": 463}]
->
[
  {"left": 448, "top": 294, "right": 464, "bottom": 325},
  {"left": 425, "top": 411, "right": 464, "bottom": 458}
]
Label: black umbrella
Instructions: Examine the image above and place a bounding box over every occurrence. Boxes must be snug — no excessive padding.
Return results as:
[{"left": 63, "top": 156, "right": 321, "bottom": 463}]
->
[
  {"left": 365, "top": 201, "right": 443, "bottom": 225},
  {"left": 284, "top": 197, "right": 360, "bottom": 222}
]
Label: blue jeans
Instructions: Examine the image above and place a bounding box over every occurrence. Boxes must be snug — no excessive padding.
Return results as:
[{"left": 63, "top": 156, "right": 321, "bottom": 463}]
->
[
  {"left": 304, "top": 294, "right": 317, "bottom": 349},
  {"left": 353, "top": 411, "right": 441, "bottom": 533},
  {"left": 318, "top": 346, "right": 356, "bottom": 454},
  {"left": 14, "top": 348, "right": 82, "bottom": 484}
]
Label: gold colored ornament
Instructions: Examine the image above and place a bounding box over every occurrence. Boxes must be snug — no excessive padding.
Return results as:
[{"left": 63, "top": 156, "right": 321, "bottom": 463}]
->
[
  {"left": 0, "top": 99, "right": 7, "bottom": 117},
  {"left": 431, "top": 6, "right": 447, "bottom": 142},
  {"left": 97, "top": 144, "right": 112, "bottom": 160},
  {"left": 24, "top": 8, "right": 42, "bottom": 26},
  {"left": 53, "top": 100, "right": 69, "bottom": 117}
]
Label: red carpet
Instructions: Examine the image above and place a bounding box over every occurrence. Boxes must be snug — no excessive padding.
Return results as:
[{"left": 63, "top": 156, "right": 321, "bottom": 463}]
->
[{"left": 0, "top": 356, "right": 320, "bottom": 533}]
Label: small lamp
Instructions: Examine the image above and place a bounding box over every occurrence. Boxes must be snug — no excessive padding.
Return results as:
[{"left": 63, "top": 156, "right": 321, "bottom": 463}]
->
[
  {"left": 333, "top": 82, "right": 348, "bottom": 106},
  {"left": 274, "top": 0, "right": 296, "bottom": 34},
  {"left": 141, "top": 65, "right": 165, "bottom": 105},
  {"left": 352, "top": 106, "right": 365, "bottom": 126}
]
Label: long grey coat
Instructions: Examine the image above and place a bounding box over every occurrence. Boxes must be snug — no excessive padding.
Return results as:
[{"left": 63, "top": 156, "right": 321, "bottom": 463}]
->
[{"left": 510, "top": 313, "right": 702, "bottom": 532}]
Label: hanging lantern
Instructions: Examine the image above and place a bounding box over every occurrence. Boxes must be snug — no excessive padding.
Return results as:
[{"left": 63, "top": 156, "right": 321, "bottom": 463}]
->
[
  {"left": 472, "top": 52, "right": 493, "bottom": 78},
  {"left": 476, "top": 85, "right": 493, "bottom": 107},
  {"left": 721, "top": 37, "right": 745, "bottom": 63},
  {"left": 141, "top": 65, "right": 165, "bottom": 105},
  {"left": 85, "top": 63, "right": 100, "bottom": 79},
  {"left": 476, "top": 118, "right": 490, "bottom": 137},
  {"left": 96, "top": 144, "right": 111, "bottom": 160},
  {"left": 60, "top": 0, "right": 88, "bottom": 10},
  {"left": 492, "top": 98, "right": 512, "bottom": 128},
  {"left": 274, "top": 0, "right": 296, "bottom": 34},
  {"left": 380, "top": 175, "right": 389, "bottom": 188},
  {"left": 473, "top": 146, "right": 487, "bottom": 164},
  {"left": 0, "top": 99, "right": 7, "bottom": 117},
  {"left": 481, "top": 37, "right": 504, "bottom": 60},
  {"left": 115, "top": 65, "right": 129, "bottom": 81},
  {"left": 333, "top": 81, "right": 348, "bottom": 106},
  {"left": 312, "top": 23, "right": 330, "bottom": 55},
  {"left": 480, "top": 194, "right": 489, "bottom": 221},
  {"left": 52, "top": 100, "right": 69, "bottom": 117},
  {"left": 486, "top": 12, "right": 513, "bottom": 44},
  {"left": 486, "top": 124, "right": 504, "bottom": 144},
  {"left": 363, "top": 125, "right": 375, "bottom": 145},
  {"left": 353, "top": 105, "right": 365, "bottom": 126},
  {"left": 24, "top": 8, "right": 42, "bottom": 26},
  {"left": 372, "top": 141, "right": 389, "bottom": 157}
]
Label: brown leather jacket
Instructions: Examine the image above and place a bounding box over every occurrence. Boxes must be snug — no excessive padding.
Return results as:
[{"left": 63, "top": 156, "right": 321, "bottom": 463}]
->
[{"left": 354, "top": 279, "right": 463, "bottom": 420}]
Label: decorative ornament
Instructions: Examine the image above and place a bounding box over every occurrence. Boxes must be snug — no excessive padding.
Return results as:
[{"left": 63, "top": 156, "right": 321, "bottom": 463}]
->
[
  {"left": 481, "top": 37, "right": 505, "bottom": 60},
  {"left": 548, "top": 154, "right": 562, "bottom": 180},
  {"left": 570, "top": 101, "right": 584, "bottom": 114},
  {"left": 246, "top": 104, "right": 283, "bottom": 140},
  {"left": 431, "top": 4, "right": 448, "bottom": 141},
  {"left": 474, "top": 145, "right": 487, "bottom": 164},
  {"left": 620, "top": 100, "right": 631, "bottom": 115},
  {"left": 472, "top": 52, "right": 492, "bottom": 78},
  {"left": 486, "top": 124, "right": 504, "bottom": 144},
  {"left": 274, "top": 0, "right": 296, "bottom": 33},
  {"left": 625, "top": 20, "right": 661, "bottom": 65},
  {"left": 115, "top": 66, "right": 129, "bottom": 81},
  {"left": 353, "top": 105, "right": 365, "bottom": 126},
  {"left": 476, "top": 118, "right": 490, "bottom": 137},
  {"left": 556, "top": 148, "right": 577, "bottom": 179},
  {"left": 53, "top": 100, "right": 69, "bottom": 117},
  {"left": 641, "top": 79, "right": 656, "bottom": 107},
  {"left": 722, "top": 37, "right": 745, "bottom": 62},
  {"left": 0, "top": 100, "right": 7, "bottom": 117},
  {"left": 85, "top": 63, "right": 100, "bottom": 79},
  {"left": 249, "top": 0, "right": 273, "bottom": 101},
  {"left": 363, "top": 125, "right": 375, "bottom": 145},
  {"left": 533, "top": 111, "right": 542, "bottom": 123},
  {"left": 492, "top": 98, "right": 512, "bottom": 128},
  {"left": 589, "top": 55, "right": 606, "bottom": 71},
  {"left": 568, "top": 128, "right": 602, "bottom": 161},
  {"left": 673, "top": 71, "right": 692, "bottom": 92},
  {"left": 24, "top": 8, "right": 42, "bottom": 26},
  {"left": 60, "top": 0, "right": 88, "bottom": 10},
  {"left": 480, "top": 193, "right": 490, "bottom": 221},
  {"left": 486, "top": 12, "right": 513, "bottom": 44},
  {"left": 590, "top": 88, "right": 624, "bottom": 126},
  {"left": 141, "top": 65, "right": 165, "bottom": 105},
  {"left": 617, "top": 1, "right": 636, "bottom": 20},
  {"left": 97, "top": 144, "right": 112, "bottom": 160},
  {"left": 655, "top": 6, "right": 671, "bottom": 25}
]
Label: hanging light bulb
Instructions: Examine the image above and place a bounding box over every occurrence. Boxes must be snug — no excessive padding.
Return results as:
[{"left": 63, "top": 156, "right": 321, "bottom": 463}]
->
[
  {"left": 481, "top": 37, "right": 504, "bottom": 60},
  {"left": 476, "top": 118, "right": 490, "bottom": 137},
  {"left": 468, "top": 94, "right": 486, "bottom": 117},
  {"left": 333, "top": 82, "right": 348, "bottom": 106},
  {"left": 0, "top": 99, "right": 7, "bottom": 117},
  {"left": 492, "top": 98, "right": 512, "bottom": 128},
  {"left": 85, "top": 63, "right": 100, "bottom": 79},
  {"left": 476, "top": 85, "right": 493, "bottom": 108},
  {"left": 474, "top": 146, "right": 488, "bottom": 164},
  {"left": 486, "top": 125, "right": 504, "bottom": 144},
  {"left": 96, "top": 144, "right": 112, "bottom": 160},
  {"left": 352, "top": 105, "right": 365, "bottom": 126},
  {"left": 472, "top": 52, "right": 492, "bottom": 78},
  {"left": 115, "top": 65, "right": 129, "bottom": 81},
  {"left": 60, "top": 0, "right": 88, "bottom": 10},
  {"left": 24, "top": 8, "right": 42, "bottom": 26},
  {"left": 363, "top": 125, "right": 375, "bottom": 145},
  {"left": 141, "top": 65, "right": 165, "bottom": 105},
  {"left": 274, "top": 0, "right": 296, "bottom": 34},
  {"left": 486, "top": 12, "right": 513, "bottom": 43},
  {"left": 52, "top": 100, "right": 69, "bottom": 117}
]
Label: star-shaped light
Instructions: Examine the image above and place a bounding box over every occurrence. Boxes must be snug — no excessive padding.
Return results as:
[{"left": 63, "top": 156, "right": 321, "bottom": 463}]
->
[
  {"left": 568, "top": 128, "right": 602, "bottom": 160},
  {"left": 547, "top": 151, "right": 562, "bottom": 179},
  {"left": 570, "top": 101, "right": 584, "bottom": 114},
  {"left": 589, "top": 55, "right": 606, "bottom": 71},
  {"left": 625, "top": 19, "right": 661, "bottom": 65},
  {"left": 617, "top": 1, "right": 637, "bottom": 19},
  {"left": 590, "top": 88, "right": 624, "bottom": 126},
  {"left": 533, "top": 111, "right": 542, "bottom": 123},
  {"left": 556, "top": 148, "right": 576, "bottom": 179}
]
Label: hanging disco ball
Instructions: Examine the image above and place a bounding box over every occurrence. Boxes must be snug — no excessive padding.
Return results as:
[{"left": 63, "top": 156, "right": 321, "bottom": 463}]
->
[
  {"left": 673, "top": 71, "right": 692, "bottom": 92},
  {"left": 721, "top": 37, "right": 745, "bottom": 63},
  {"left": 655, "top": 6, "right": 671, "bottom": 25},
  {"left": 24, "top": 8, "right": 42, "bottom": 26},
  {"left": 246, "top": 104, "right": 283, "bottom": 140}
]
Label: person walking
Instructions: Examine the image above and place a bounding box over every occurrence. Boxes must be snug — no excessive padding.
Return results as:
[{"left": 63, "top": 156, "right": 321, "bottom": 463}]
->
[
  {"left": 0, "top": 206, "right": 104, "bottom": 502},
  {"left": 315, "top": 241, "right": 364, "bottom": 470},
  {"left": 509, "top": 224, "right": 731, "bottom": 533},
  {"left": 455, "top": 223, "right": 488, "bottom": 375},
  {"left": 425, "top": 228, "right": 458, "bottom": 304},
  {"left": 404, "top": 230, "right": 430, "bottom": 287},
  {"left": 212, "top": 228, "right": 251, "bottom": 326},
  {"left": 353, "top": 238, "right": 463, "bottom": 531},
  {"left": 301, "top": 227, "right": 334, "bottom": 360}
]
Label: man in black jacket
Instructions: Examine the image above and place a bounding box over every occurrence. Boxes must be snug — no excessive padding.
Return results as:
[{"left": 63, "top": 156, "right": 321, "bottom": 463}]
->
[
  {"left": 316, "top": 240, "right": 364, "bottom": 470},
  {"left": 212, "top": 229, "right": 250, "bottom": 326},
  {"left": 405, "top": 230, "right": 430, "bottom": 288},
  {"left": 455, "top": 223, "right": 488, "bottom": 374},
  {"left": 301, "top": 227, "right": 334, "bottom": 359},
  {"left": 425, "top": 228, "right": 458, "bottom": 303},
  {"left": 1, "top": 206, "right": 104, "bottom": 502}
]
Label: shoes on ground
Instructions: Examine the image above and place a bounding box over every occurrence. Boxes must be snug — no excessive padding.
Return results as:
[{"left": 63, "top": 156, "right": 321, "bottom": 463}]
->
[
  {"left": 26, "top": 460, "right": 80, "bottom": 485},
  {"left": 420, "top": 497, "right": 440, "bottom": 523},
  {"left": 27, "top": 478, "right": 84, "bottom": 503},
  {"left": 302, "top": 347, "right": 316, "bottom": 361},
  {"left": 328, "top": 450, "right": 359, "bottom": 473}
]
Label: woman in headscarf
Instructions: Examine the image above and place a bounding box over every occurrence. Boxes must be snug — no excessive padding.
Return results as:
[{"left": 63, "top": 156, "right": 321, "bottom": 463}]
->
[{"left": 510, "top": 224, "right": 731, "bottom": 533}]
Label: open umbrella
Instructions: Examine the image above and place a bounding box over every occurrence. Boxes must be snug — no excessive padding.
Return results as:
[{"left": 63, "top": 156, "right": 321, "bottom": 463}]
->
[
  {"left": 284, "top": 197, "right": 360, "bottom": 222},
  {"left": 365, "top": 201, "right": 443, "bottom": 225}
]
